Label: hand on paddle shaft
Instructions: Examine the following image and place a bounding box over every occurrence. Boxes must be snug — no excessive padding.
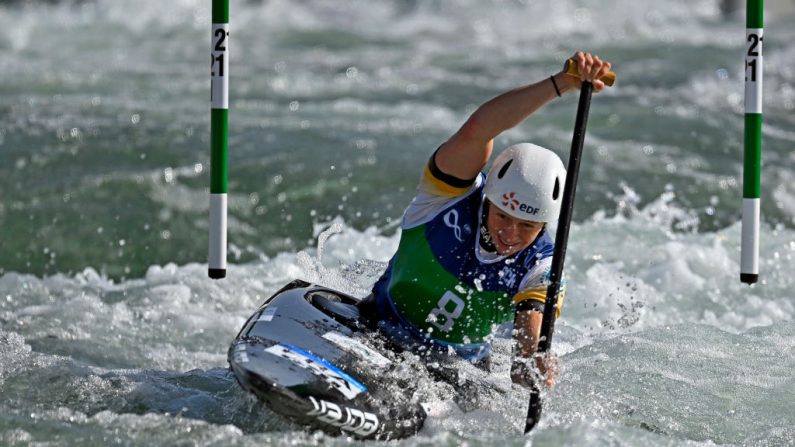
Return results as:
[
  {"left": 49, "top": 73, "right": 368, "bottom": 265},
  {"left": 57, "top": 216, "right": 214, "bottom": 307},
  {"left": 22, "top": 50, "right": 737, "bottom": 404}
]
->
[
  {"left": 511, "top": 351, "right": 559, "bottom": 389},
  {"left": 512, "top": 305, "right": 559, "bottom": 388},
  {"left": 517, "top": 51, "right": 616, "bottom": 434}
]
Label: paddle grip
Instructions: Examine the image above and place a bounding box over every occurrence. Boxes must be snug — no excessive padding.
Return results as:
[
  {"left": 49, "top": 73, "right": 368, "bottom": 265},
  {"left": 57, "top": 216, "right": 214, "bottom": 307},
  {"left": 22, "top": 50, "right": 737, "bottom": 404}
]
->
[{"left": 564, "top": 58, "right": 616, "bottom": 86}]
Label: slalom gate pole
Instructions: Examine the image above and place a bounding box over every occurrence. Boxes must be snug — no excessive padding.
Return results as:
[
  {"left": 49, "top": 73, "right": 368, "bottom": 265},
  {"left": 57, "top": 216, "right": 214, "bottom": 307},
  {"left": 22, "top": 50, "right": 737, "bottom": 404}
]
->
[
  {"left": 524, "top": 81, "right": 593, "bottom": 433},
  {"left": 209, "top": 0, "right": 229, "bottom": 279},
  {"left": 741, "top": 0, "right": 763, "bottom": 284}
]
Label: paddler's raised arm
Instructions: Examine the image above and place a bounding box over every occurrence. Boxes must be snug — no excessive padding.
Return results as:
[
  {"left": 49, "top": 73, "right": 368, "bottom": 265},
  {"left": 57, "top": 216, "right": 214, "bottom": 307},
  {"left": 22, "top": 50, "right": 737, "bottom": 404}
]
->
[{"left": 434, "top": 51, "right": 612, "bottom": 181}]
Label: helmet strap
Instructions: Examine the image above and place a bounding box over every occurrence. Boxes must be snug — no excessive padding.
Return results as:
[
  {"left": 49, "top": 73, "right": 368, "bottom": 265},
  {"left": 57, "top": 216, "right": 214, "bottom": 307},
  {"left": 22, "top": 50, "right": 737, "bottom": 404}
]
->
[{"left": 479, "top": 200, "right": 497, "bottom": 253}]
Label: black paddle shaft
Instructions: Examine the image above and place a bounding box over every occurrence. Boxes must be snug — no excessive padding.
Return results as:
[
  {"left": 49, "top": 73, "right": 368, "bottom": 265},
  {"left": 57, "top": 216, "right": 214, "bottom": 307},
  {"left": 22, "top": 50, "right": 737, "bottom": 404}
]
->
[{"left": 524, "top": 81, "right": 593, "bottom": 433}]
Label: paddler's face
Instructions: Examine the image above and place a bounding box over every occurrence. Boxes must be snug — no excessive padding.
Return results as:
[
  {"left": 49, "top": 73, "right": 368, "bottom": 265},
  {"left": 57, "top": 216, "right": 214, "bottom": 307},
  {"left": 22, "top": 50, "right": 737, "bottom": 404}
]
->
[{"left": 486, "top": 204, "right": 544, "bottom": 256}]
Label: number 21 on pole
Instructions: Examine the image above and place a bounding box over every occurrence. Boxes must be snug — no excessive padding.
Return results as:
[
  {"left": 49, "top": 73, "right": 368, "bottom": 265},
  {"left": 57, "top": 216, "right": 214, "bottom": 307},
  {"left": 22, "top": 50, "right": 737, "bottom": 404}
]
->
[
  {"left": 209, "top": 0, "right": 229, "bottom": 279},
  {"left": 741, "top": 0, "right": 762, "bottom": 285}
]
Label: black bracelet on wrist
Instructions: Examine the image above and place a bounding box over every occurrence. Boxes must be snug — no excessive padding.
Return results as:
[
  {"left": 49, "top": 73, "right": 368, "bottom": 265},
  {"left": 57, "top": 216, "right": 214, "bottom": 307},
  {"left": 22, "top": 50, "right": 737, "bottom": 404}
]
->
[{"left": 549, "top": 75, "right": 562, "bottom": 97}]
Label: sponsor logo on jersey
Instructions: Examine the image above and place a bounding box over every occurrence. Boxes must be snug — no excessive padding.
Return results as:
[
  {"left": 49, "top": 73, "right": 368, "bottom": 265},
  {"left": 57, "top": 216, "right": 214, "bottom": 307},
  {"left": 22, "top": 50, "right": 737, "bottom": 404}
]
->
[
  {"left": 499, "top": 265, "right": 518, "bottom": 288},
  {"left": 307, "top": 396, "right": 380, "bottom": 437},
  {"left": 443, "top": 209, "right": 464, "bottom": 242},
  {"left": 265, "top": 344, "right": 367, "bottom": 400}
]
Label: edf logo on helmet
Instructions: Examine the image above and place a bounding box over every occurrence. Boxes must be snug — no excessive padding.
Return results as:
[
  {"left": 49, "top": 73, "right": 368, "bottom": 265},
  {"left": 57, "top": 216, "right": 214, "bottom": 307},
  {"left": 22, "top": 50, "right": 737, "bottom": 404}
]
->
[{"left": 501, "top": 192, "right": 540, "bottom": 216}]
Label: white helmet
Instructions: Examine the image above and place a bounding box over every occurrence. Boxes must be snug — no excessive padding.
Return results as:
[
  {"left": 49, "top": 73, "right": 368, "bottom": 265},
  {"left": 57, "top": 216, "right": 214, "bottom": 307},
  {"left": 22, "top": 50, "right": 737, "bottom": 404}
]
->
[{"left": 483, "top": 143, "right": 566, "bottom": 222}]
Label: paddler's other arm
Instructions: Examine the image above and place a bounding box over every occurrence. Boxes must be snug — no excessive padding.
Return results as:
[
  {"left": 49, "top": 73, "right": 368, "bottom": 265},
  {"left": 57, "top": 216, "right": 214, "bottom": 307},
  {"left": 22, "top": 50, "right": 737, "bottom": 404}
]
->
[
  {"left": 511, "top": 304, "right": 558, "bottom": 389},
  {"left": 433, "top": 51, "right": 611, "bottom": 181}
]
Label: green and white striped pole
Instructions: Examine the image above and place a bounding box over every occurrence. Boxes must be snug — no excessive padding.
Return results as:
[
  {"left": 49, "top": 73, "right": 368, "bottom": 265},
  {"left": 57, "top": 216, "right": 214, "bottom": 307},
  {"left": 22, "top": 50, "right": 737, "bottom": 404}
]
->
[
  {"left": 209, "top": 0, "right": 229, "bottom": 279},
  {"left": 741, "top": 0, "right": 763, "bottom": 284}
]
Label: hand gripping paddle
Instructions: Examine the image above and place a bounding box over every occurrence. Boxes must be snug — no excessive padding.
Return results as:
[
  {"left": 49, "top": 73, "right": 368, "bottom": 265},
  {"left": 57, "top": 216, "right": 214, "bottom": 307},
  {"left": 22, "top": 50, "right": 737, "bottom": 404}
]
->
[{"left": 564, "top": 57, "right": 616, "bottom": 86}]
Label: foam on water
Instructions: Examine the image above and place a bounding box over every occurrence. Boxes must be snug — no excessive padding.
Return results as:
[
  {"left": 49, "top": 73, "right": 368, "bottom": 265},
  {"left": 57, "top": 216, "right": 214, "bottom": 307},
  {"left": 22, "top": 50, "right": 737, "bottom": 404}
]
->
[
  {"left": 2, "top": 191, "right": 794, "bottom": 445},
  {"left": 548, "top": 323, "right": 795, "bottom": 446}
]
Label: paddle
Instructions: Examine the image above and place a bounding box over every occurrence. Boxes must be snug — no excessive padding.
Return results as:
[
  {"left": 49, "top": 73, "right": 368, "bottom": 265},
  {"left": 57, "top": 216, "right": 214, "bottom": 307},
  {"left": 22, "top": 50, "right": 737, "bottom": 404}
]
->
[{"left": 524, "top": 61, "right": 614, "bottom": 433}]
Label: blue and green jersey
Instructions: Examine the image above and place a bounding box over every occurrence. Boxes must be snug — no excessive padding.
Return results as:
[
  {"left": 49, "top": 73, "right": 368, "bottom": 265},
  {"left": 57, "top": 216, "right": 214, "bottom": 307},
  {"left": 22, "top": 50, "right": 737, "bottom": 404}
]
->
[{"left": 370, "top": 169, "right": 564, "bottom": 358}]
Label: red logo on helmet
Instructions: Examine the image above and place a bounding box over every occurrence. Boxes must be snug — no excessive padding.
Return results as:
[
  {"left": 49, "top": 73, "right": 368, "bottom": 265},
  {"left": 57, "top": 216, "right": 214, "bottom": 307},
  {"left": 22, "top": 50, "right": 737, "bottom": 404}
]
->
[{"left": 502, "top": 192, "right": 519, "bottom": 210}]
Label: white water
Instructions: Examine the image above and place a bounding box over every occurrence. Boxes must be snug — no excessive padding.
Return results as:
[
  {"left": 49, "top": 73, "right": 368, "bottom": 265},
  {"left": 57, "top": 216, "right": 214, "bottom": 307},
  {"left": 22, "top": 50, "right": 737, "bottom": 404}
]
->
[{"left": 2, "top": 192, "right": 794, "bottom": 445}]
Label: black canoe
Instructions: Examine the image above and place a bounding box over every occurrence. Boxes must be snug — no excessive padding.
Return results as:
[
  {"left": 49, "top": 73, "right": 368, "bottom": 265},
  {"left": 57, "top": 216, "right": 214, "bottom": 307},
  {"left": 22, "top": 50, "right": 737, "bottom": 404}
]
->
[{"left": 227, "top": 279, "right": 428, "bottom": 440}]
